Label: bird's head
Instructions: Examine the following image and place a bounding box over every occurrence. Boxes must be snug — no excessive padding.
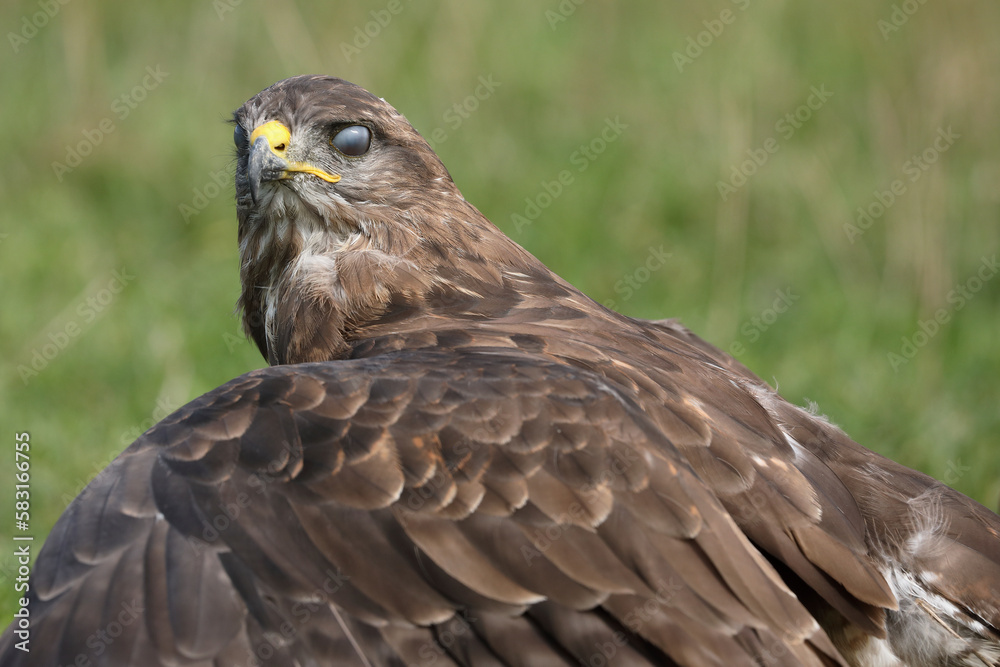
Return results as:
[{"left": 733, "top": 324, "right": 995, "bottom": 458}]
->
[
  {"left": 230, "top": 76, "right": 548, "bottom": 365},
  {"left": 233, "top": 75, "right": 461, "bottom": 256}
]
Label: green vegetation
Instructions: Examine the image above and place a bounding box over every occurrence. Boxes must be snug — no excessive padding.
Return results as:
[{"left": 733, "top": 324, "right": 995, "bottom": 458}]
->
[{"left": 1, "top": 0, "right": 998, "bottom": 620}]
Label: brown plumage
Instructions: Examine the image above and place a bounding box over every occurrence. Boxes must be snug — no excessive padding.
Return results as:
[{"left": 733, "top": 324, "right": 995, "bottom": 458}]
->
[{"left": 3, "top": 75, "right": 999, "bottom": 666}]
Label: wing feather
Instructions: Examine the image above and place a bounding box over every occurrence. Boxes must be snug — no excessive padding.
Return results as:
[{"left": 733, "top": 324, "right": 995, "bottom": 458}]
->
[{"left": 0, "top": 348, "right": 897, "bottom": 665}]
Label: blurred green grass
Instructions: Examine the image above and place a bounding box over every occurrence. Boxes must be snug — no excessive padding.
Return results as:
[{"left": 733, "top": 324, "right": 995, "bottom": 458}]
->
[{"left": 1, "top": 0, "right": 999, "bottom": 621}]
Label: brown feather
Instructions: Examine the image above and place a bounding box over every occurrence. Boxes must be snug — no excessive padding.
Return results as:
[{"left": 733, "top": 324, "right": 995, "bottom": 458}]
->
[{"left": 5, "top": 75, "right": 1000, "bottom": 667}]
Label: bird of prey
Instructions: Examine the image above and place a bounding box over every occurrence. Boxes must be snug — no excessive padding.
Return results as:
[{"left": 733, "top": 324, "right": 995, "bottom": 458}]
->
[{"left": 3, "top": 75, "right": 999, "bottom": 667}]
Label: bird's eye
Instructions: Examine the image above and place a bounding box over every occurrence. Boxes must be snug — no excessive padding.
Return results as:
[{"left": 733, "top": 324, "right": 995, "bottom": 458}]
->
[
  {"left": 234, "top": 124, "right": 249, "bottom": 151},
  {"left": 332, "top": 125, "right": 371, "bottom": 156}
]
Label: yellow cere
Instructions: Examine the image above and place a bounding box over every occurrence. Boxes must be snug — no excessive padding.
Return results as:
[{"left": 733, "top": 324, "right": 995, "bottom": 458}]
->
[
  {"left": 250, "top": 120, "right": 292, "bottom": 154},
  {"left": 250, "top": 120, "right": 341, "bottom": 184}
]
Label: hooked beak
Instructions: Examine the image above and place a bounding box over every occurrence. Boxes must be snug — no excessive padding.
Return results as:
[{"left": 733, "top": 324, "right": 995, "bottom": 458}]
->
[
  {"left": 248, "top": 135, "right": 290, "bottom": 205},
  {"left": 247, "top": 120, "right": 341, "bottom": 204}
]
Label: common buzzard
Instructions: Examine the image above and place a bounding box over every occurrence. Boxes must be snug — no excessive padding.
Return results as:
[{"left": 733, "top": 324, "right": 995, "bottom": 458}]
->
[{"left": 3, "top": 75, "right": 999, "bottom": 667}]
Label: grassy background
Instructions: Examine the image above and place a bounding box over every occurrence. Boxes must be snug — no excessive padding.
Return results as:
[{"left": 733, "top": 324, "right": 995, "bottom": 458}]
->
[{"left": 1, "top": 0, "right": 998, "bottom": 620}]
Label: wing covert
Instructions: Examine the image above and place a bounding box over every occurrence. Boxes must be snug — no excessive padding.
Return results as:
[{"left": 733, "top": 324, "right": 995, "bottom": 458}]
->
[{"left": 0, "top": 348, "right": 842, "bottom": 666}]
